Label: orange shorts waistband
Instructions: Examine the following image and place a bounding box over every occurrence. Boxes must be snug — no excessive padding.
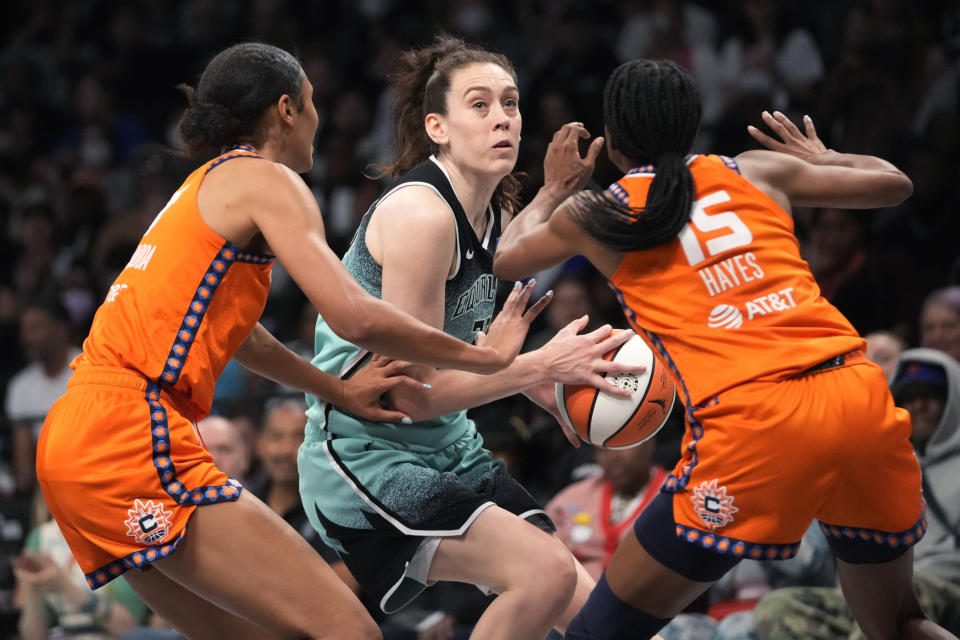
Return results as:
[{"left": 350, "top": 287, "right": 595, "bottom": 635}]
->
[{"left": 68, "top": 366, "right": 197, "bottom": 419}]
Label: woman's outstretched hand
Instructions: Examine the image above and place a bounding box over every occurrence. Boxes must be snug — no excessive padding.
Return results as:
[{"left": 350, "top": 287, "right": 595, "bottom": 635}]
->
[
  {"left": 475, "top": 280, "right": 553, "bottom": 371},
  {"left": 748, "top": 111, "right": 829, "bottom": 164}
]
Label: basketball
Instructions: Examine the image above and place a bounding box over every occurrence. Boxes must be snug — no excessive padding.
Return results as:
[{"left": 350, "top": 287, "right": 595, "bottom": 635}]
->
[{"left": 555, "top": 333, "right": 676, "bottom": 449}]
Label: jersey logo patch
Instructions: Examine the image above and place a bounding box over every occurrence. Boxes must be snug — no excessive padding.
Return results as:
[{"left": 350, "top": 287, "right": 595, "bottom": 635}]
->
[
  {"left": 691, "top": 479, "right": 739, "bottom": 530},
  {"left": 124, "top": 499, "right": 174, "bottom": 545},
  {"left": 707, "top": 304, "right": 743, "bottom": 329},
  {"left": 466, "top": 249, "right": 475, "bottom": 260}
]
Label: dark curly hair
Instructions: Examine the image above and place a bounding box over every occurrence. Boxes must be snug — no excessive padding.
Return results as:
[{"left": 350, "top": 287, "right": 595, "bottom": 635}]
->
[{"left": 571, "top": 59, "right": 702, "bottom": 251}]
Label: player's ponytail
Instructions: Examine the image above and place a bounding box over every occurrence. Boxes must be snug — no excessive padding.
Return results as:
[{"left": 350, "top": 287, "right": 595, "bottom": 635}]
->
[
  {"left": 571, "top": 60, "right": 701, "bottom": 252},
  {"left": 372, "top": 34, "right": 522, "bottom": 214},
  {"left": 177, "top": 42, "right": 305, "bottom": 159}
]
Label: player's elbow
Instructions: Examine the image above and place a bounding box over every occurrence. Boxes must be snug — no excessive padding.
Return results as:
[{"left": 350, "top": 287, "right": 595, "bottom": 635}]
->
[
  {"left": 885, "top": 173, "right": 914, "bottom": 205},
  {"left": 324, "top": 299, "right": 376, "bottom": 346},
  {"left": 332, "top": 316, "right": 375, "bottom": 346},
  {"left": 492, "top": 252, "right": 521, "bottom": 281}
]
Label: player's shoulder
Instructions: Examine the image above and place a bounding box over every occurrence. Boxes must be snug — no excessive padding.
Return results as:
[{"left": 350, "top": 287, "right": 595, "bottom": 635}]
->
[
  {"left": 374, "top": 183, "right": 456, "bottom": 231},
  {"left": 206, "top": 156, "right": 311, "bottom": 204}
]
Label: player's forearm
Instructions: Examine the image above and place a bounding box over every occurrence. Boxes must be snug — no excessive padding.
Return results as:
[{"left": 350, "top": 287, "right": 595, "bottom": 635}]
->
[
  {"left": 234, "top": 324, "right": 344, "bottom": 403},
  {"left": 813, "top": 151, "right": 914, "bottom": 206},
  {"left": 334, "top": 296, "right": 506, "bottom": 375},
  {"left": 389, "top": 353, "right": 548, "bottom": 422},
  {"left": 812, "top": 149, "right": 903, "bottom": 173},
  {"left": 497, "top": 182, "right": 568, "bottom": 256}
]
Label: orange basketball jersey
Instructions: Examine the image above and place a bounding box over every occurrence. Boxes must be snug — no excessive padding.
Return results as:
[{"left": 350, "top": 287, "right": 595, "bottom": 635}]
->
[
  {"left": 608, "top": 155, "right": 864, "bottom": 409},
  {"left": 74, "top": 146, "right": 274, "bottom": 419}
]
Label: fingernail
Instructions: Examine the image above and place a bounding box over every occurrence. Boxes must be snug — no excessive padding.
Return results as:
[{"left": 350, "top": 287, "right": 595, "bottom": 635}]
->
[
  {"left": 529, "top": 278, "right": 536, "bottom": 286},
  {"left": 546, "top": 289, "right": 554, "bottom": 296},
  {"left": 422, "top": 383, "right": 432, "bottom": 390},
  {"left": 401, "top": 417, "right": 412, "bottom": 424},
  {"left": 514, "top": 281, "right": 522, "bottom": 289}
]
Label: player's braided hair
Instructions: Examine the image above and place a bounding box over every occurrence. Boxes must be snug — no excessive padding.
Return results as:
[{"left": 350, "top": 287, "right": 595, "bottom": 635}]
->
[
  {"left": 373, "top": 34, "right": 522, "bottom": 214},
  {"left": 570, "top": 60, "right": 701, "bottom": 252},
  {"left": 178, "top": 42, "right": 305, "bottom": 159}
]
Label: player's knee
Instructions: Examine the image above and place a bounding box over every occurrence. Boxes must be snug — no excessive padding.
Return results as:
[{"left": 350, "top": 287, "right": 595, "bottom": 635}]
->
[{"left": 523, "top": 540, "right": 578, "bottom": 615}]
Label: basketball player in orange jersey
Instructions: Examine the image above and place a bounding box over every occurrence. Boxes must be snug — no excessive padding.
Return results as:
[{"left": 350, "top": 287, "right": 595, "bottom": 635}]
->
[
  {"left": 35, "top": 42, "right": 549, "bottom": 640},
  {"left": 495, "top": 60, "right": 957, "bottom": 640}
]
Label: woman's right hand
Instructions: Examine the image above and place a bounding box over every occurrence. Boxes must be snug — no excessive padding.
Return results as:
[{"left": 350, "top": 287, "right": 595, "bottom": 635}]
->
[
  {"left": 543, "top": 122, "right": 605, "bottom": 192},
  {"left": 474, "top": 280, "right": 552, "bottom": 372},
  {"left": 535, "top": 318, "right": 645, "bottom": 398}
]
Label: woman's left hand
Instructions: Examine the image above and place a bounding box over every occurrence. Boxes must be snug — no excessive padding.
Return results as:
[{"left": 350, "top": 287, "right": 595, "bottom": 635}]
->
[{"left": 747, "top": 111, "right": 829, "bottom": 164}]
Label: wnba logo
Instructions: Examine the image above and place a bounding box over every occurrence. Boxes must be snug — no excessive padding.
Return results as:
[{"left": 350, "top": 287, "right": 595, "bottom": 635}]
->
[{"left": 707, "top": 304, "right": 743, "bottom": 329}]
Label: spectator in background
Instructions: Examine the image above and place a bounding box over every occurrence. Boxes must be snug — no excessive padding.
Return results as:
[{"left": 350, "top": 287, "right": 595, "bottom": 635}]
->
[
  {"left": 920, "top": 286, "right": 960, "bottom": 363},
  {"left": 717, "top": 0, "right": 823, "bottom": 111},
  {"left": 547, "top": 439, "right": 667, "bottom": 582},
  {"left": 4, "top": 294, "right": 80, "bottom": 495},
  {"left": 801, "top": 207, "right": 917, "bottom": 336},
  {"left": 755, "top": 348, "right": 960, "bottom": 637},
  {"left": 247, "top": 398, "right": 321, "bottom": 552},
  {"left": 615, "top": 0, "right": 723, "bottom": 146},
  {"left": 526, "top": 274, "right": 597, "bottom": 351},
  {"left": 196, "top": 415, "right": 249, "bottom": 483},
  {"left": 247, "top": 397, "right": 395, "bottom": 629},
  {"left": 865, "top": 330, "right": 908, "bottom": 380},
  {"left": 10, "top": 192, "right": 63, "bottom": 300},
  {"left": 14, "top": 510, "right": 148, "bottom": 639}
]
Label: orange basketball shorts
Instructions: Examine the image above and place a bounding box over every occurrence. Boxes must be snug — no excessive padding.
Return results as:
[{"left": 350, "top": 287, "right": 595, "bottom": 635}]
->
[
  {"left": 663, "top": 354, "right": 924, "bottom": 561},
  {"left": 36, "top": 367, "right": 241, "bottom": 590}
]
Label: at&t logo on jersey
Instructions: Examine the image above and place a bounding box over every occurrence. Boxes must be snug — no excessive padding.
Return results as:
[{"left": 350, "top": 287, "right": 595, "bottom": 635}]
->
[
  {"left": 707, "top": 304, "right": 743, "bottom": 329},
  {"left": 706, "top": 287, "right": 797, "bottom": 329},
  {"left": 124, "top": 499, "right": 173, "bottom": 545},
  {"left": 691, "top": 479, "right": 739, "bottom": 530}
]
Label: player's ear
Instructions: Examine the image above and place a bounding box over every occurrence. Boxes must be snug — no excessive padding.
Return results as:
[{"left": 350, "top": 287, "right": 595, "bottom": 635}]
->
[
  {"left": 425, "top": 113, "right": 448, "bottom": 146},
  {"left": 276, "top": 94, "right": 296, "bottom": 124}
]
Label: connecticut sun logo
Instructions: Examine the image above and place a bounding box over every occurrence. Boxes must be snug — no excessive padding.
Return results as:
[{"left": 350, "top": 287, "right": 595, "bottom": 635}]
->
[
  {"left": 124, "top": 499, "right": 173, "bottom": 545},
  {"left": 691, "top": 479, "right": 739, "bottom": 530}
]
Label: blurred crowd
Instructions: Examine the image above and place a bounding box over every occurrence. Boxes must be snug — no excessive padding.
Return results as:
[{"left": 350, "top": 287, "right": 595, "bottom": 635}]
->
[{"left": 1, "top": 0, "right": 958, "bottom": 638}]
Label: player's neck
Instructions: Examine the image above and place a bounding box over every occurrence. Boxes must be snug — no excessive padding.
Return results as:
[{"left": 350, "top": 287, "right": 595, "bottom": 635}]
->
[{"left": 435, "top": 155, "right": 498, "bottom": 233}]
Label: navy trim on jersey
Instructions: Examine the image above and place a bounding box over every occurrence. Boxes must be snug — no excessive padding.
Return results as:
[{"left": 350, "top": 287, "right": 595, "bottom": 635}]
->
[
  {"left": 205, "top": 146, "right": 262, "bottom": 174},
  {"left": 719, "top": 155, "right": 741, "bottom": 174}
]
